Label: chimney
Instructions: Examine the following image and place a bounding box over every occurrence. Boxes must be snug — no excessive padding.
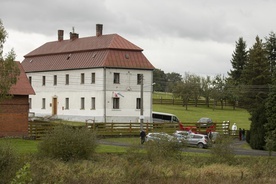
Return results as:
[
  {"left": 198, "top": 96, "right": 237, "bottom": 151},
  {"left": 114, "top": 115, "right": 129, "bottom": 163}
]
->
[
  {"left": 58, "top": 30, "right": 64, "bottom": 41},
  {"left": 96, "top": 24, "right": 103, "bottom": 37},
  {"left": 70, "top": 32, "right": 79, "bottom": 41}
]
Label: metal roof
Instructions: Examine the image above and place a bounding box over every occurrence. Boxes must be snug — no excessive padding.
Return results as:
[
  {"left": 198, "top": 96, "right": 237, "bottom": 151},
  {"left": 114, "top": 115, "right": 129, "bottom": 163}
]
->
[{"left": 22, "top": 33, "right": 154, "bottom": 72}]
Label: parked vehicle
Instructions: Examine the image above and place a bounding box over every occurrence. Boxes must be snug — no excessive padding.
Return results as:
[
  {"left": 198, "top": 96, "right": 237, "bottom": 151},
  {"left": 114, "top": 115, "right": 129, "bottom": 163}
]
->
[
  {"left": 152, "top": 111, "right": 180, "bottom": 123},
  {"left": 173, "top": 131, "right": 209, "bottom": 148},
  {"left": 145, "top": 132, "right": 178, "bottom": 142},
  {"left": 197, "top": 117, "right": 213, "bottom": 128},
  {"left": 186, "top": 133, "right": 209, "bottom": 148}
]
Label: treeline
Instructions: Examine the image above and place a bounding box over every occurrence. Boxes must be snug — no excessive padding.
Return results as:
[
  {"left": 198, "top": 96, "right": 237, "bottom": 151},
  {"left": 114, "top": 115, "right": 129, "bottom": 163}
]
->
[
  {"left": 153, "top": 70, "right": 237, "bottom": 110},
  {"left": 153, "top": 32, "right": 276, "bottom": 152}
]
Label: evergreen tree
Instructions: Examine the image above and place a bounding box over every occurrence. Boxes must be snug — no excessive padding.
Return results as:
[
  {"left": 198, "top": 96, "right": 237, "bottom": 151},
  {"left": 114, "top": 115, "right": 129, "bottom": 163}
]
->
[
  {"left": 265, "top": 82, "right": 276, "bottom": 152},
  {"left": 240, "top": 36, "right": 271, "bottom": 150},
  {"left": 240, "top": 36, "right": 271, "bottom": 111},
  {"left": 264, "top": 32, "right": 276, "bottom": 152},
  {"left": 249, "top": 103, "right": 267, "bottom": 150},
  {"left": 228, "top": 37, "right": 248, "bottom": 84},
  {"left": 265, "top": 32, "right": 276, "bottom": 75}
]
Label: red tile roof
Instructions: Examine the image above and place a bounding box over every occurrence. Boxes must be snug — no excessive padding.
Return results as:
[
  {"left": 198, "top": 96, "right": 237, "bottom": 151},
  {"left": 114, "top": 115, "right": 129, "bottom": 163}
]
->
[
  {"left": 22, "top": 34, "right": 154, "bottom": 72},
  {"left": 9, "top": 62, "right": 35, "bottom": 95}
]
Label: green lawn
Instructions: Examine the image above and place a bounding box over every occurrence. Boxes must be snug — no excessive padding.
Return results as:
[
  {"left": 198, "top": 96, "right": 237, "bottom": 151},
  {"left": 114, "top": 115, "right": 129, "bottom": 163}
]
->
[{"left": 153, "top": 104, "right": 251, "bottom": 129}]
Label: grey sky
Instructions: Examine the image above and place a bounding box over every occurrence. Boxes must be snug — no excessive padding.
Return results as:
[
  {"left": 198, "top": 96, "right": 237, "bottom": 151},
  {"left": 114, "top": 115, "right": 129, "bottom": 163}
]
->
[{"left": 1, "top": 0, "right": 276, "bottom": 77}]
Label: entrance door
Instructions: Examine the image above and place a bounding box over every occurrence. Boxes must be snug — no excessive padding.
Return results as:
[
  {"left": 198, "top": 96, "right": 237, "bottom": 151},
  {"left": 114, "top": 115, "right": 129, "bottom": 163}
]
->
[{"left": 52, "top": 98, "right": 57, "bottom": 115}]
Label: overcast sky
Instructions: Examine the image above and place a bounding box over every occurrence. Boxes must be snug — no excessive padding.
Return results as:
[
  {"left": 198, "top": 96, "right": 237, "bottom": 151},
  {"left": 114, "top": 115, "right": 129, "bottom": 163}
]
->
[{"left": 1, "top": 0, "right": 276, "bottom": 77}]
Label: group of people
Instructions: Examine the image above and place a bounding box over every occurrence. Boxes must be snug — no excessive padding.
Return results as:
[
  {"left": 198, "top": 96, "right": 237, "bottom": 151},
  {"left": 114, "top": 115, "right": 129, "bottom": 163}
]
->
[{"left": 231, "top": 123, "right": 246, "bottom": 141}]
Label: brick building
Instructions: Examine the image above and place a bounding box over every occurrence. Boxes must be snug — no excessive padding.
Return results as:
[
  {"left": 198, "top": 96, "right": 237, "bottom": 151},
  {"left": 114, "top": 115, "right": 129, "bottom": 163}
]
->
[{"left": 0, "top": 62, "right": 35, "bottom": 137}]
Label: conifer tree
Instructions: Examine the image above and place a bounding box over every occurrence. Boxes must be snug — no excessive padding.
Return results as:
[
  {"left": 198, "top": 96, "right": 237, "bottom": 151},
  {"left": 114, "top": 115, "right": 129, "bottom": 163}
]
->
[{"left": 228, "top": 37, "right": 248, "bottom": 84}]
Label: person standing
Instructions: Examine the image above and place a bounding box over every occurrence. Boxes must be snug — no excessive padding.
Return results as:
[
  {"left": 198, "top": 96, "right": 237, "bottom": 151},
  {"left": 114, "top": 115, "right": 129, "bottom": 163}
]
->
[
  {"left": 232, "top": 123, "right": 237, "bottom": 135},
  {"left": 140, "top": 129, "right": 146, "bottom": 144},
  {"left": 239, "top": 128, "right": 242, "bottom": 141},
  {"left": 242, "top": 129, "right": 246, "bottom": 141}
]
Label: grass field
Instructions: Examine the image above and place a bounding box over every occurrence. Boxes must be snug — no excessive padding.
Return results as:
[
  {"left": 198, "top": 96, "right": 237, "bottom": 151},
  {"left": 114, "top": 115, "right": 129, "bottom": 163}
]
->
[{"left": 153, "top": 104, "right": 251, "bottom": 130}]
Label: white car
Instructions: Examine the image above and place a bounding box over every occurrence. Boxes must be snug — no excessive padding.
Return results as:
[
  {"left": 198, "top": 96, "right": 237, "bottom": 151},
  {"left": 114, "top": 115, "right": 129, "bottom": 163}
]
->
[
  {"left": 185, "top": 134, "right": 209, "bottom": 148},
  {"left": 145, "top": 132, "right": 177, "bottom": 142}
]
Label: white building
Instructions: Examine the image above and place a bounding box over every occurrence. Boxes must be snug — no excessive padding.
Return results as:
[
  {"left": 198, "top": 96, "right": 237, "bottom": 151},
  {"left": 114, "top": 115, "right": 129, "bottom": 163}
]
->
[{"left": 22, "top": 24, "right": 155, "bottom": 123}]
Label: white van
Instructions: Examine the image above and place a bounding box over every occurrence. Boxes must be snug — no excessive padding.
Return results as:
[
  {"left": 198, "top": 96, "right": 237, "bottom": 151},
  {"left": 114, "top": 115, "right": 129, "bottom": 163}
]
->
[{"left": 152, "top": 111, "right": 180, "bottom": 123}]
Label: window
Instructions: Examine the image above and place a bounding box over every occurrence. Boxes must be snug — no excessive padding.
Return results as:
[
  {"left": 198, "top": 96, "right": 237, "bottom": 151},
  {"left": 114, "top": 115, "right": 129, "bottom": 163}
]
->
[
  {"left": 113, "top": 73, "right": 120, "bottom": 84},
  {"left": 65, "top": 98, "right": 69, "bottom": 109},
  {"left": 42, "top": 76, "right": 46, "bottom": 86},
  {"left": 29, "top": 76, "right": 32, "bottom": 85},
  {"left": 53, "top": 75, "right": 57, "bottom": 85},
  {"left": 65, "top": 74, "right": 69, "bottom": 85},
  {"left": 91, "top": 73, "right": 95, "bottom": 84},
  {"left": 137, "top": 74, "right": 143, "bottom": 85},
  {"left": 29, "top": 98, "right": 32, "bottom": 109},
  {"left": 81, "top": 97, "right": 85, "bottom": 109},
  {"left": 113, "top": 98, "right": 120, "bottom": 109},
  {"left": 136, "top": 98, "right": 141, "bottom": 109},
  {"left": 81, "top": 73, "right": 85, "bottom": 84},
  {"left": 42, "top": 98, "right": 46, "bottom": 109},
  {"left": 91, "top": 97, "right": 95, "bottom": 109}
]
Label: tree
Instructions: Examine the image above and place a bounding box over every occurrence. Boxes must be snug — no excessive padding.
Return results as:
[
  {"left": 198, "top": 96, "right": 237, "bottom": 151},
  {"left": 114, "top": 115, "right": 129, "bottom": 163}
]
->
[
  {"left": 153, "top": 68, "right": 167, "bottom": 92},
  {"left": 0, "top": 19, "right": 20, "bottom": 104},
  {"left": 201, "top": 76, "right": 212, "bottom": 107},
  {"left": 240, "top": 36, "right": 271, "bottom": 150},
  {"left": 166, "top": 72, "right": 182, "bottom": 93},
  {"left": 228, "top": 37, "right": 248, "bottom": 84},
  {"left": 240, "top": 36, "right": 271, "bottom": 111},
  {"left": 249, "top": 103, "right": 267, "bottom": 150},
  {"left": 264, "top": 32, "right": 276, "bottom": 76},
  {"left": 265, "top": 82, "right": 276, "bottom": 152},
  {"left": 188, "top": 74, "right": 201, "bottom": 107},
  {"left": 210, "top": 75, "right": 226, "bottom": 110},
  {"left": 172, "top": 73, "right": 194, "bottom": 110},
  {"left": 227, "top": 37, "right": 248, "bottom": 109}
]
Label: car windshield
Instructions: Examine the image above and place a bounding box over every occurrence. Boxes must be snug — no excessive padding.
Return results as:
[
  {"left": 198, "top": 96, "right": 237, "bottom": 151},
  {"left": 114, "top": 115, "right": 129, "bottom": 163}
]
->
[{"left": 198, "top": 118, "right": 211, "bottom": 123}]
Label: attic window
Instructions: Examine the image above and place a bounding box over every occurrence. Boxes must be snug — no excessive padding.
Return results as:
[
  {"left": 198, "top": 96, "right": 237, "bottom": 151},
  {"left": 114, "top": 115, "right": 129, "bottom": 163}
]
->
[
  {"left": 125, "top": 54, "right": 129, "bottom": 59},
  {"left": 92, "top": 53, "right": 97, "bottom": 58},
  {"left": 67, "top": 53, "right": 72, "bottom": 60}
]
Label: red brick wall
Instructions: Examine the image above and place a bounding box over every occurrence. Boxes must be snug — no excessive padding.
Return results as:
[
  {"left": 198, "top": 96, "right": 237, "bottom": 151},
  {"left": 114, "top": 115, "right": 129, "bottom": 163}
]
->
[{"left": 0, "top": 95, "right": 29, "bottom": 137}]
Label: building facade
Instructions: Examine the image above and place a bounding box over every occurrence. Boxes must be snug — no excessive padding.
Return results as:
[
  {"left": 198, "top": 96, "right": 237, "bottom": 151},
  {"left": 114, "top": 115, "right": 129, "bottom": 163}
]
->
[{"left": 22, "top": 25, "right": 155, "bottom": 123}]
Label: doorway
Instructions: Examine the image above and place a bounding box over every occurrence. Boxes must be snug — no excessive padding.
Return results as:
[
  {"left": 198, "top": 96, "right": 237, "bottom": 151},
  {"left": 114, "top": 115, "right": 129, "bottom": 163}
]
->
[{"left": 52, "top": 97, "right": 57, "bottom": 115}]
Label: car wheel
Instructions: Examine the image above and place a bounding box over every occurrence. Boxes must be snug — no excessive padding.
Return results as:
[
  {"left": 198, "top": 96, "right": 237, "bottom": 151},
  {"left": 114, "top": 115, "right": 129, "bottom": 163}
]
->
[{"left": 197, "top": 143, "right": 204, "bottom": 149}]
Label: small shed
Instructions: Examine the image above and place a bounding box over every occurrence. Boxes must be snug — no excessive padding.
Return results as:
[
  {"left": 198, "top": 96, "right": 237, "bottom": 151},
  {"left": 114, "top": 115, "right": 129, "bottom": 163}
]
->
[{"left": 0, "top": 62, "right": 35, "bottom": 137}]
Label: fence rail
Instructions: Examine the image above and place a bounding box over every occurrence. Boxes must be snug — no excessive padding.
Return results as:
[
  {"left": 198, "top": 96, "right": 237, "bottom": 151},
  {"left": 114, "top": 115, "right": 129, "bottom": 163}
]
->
[
  {"left": 28, "top": 121, "right": 232, "bottom": 139},
  {"left": 152, "top": 98, "right": 234, "bottom": 107}
]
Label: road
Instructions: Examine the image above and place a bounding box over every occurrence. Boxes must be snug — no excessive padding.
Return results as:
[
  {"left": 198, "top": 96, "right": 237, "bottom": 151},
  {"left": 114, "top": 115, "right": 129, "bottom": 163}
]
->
[{"left": 98, "top": 139, "right": 276, "bottom": 157}]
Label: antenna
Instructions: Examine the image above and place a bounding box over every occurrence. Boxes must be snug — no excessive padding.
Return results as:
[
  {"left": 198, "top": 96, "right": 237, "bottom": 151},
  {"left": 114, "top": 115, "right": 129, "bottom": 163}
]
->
[{"left": 72, "top": 26, "right": 75, "bottom": 33}]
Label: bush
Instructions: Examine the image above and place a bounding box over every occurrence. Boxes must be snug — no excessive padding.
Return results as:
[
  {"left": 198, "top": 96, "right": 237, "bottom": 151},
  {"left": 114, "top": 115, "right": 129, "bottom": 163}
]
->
[
  {"left": 145, "top": 138, "right": 183, "bottom": 161},
  {"left": 38, "top": 125, "right": 98, "bottom": 161},
  {"left": 210, "top": 135, "right": 236, "bottom": 164},
  {"left": 0, "top": 141, "right": 19, "bottom": 183}
]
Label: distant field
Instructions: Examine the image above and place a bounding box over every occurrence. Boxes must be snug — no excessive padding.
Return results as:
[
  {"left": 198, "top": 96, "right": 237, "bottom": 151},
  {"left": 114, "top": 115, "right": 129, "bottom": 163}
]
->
[{"left": 153, "top": 104, "right": 251, "bottom": 130}]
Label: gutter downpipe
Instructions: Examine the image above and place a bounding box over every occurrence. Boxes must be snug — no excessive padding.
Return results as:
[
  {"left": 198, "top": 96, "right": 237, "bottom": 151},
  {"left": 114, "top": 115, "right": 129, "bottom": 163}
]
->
[{"left": 104, "top": 67, "right": 107, "bottom": 123}]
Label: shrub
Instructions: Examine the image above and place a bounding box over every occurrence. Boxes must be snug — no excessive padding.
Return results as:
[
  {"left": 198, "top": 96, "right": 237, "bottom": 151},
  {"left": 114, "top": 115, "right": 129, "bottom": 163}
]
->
[
  {"left": 145, "top": 138, "right": 183, "bottom": 161},
  {"left": 0, "top": 141, "right": 19, "bottom": 183},
  {"left": 38, "top": 125, "right": 98, "bottom": 161},
  {"left": 210, "top": 135, "right": 236, "bottom": 164}
]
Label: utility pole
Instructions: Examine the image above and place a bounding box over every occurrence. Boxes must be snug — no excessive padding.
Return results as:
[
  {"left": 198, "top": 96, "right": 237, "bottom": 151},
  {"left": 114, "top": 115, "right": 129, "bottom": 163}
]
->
[{"left": 140, "top": 74, "right": 144, "bottom": 131}]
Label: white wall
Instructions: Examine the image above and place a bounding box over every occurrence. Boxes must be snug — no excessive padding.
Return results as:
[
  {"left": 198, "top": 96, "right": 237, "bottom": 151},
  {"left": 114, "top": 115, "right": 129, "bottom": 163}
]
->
[{"left": 28, "top": 68, "right": 153, "bottom": 122}]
